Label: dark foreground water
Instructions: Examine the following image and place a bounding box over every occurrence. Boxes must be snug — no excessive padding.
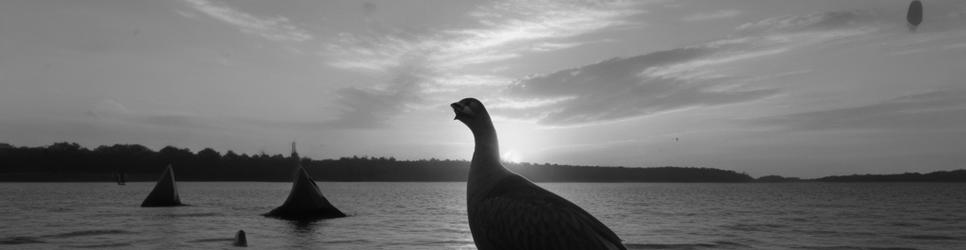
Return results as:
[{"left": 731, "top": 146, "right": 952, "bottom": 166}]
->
[{"left": 1, "top": 182, "right": 964, "bottom": 249}]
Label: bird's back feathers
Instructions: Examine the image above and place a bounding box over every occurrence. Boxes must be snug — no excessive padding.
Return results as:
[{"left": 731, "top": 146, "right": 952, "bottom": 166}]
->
[{"left": 469, "top": 174, "right": 626, "bottom": 250}]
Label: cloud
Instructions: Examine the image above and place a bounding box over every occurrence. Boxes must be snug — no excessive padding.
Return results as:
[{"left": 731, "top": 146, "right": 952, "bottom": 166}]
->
[
  {"left": 182, "top": 0, "right": 313, "bottom": 42},
  {"left": 442, "top": 0, "right": 645, "bottom": 59},
  {"left": 498, "top": 10, "right": 880, "bottom": 126},
  {"left": 83, "top": 99, "right": 335, "bottom": 132},
  {"left": 735, "top": 10, "right": 872, "bottom": 35},
  {"left": 683, "top": 9, "right": 741, "bottom": 22},
  {"left": 753, "top": 90, "right": 966, "bottom": 131},
  {"left": 324, "top": 64, "right": 428, "bottom": 129},
  {"left": 86, "top": 99, "right": 130, "bottom": 119},
  {"left": 362, "top": 2, "right": 377, "bottom": 15},
  {"left": 86, "top": 100, "right": 222, "bottom": 130},
  {"left": 325, "top": 86, "right": 422, "bottom": 129},
  {"left": 320, "top": 0, "right": 658, "bottom": 127},
  {"left": 498, "top": 52, "right": 780, "bottom": 125},
  {"left": 325, "top": 88, "right": 406, "bottom": 129},
  {"left": 324, "top": 0, "right": 651, "bottom": 72}
]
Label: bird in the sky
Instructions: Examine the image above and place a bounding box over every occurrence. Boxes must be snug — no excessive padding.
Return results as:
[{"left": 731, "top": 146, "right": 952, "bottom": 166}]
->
[{"left": 451, "top": 97, "right": 626, "bottom": 250}]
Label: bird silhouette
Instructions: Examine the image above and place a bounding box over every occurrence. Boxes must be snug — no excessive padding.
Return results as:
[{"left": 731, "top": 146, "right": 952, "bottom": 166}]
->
[{"left": 451, "top": 98, "right": 626, "bottom": 250}]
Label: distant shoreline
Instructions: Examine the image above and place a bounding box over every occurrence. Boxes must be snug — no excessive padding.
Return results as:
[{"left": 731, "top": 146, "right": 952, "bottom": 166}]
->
[
  {"left": 2, "top": 142, "right": 964, "bottom": 183},
  {"left": 2, "top": 173, "right": 965, "bottom": 183}
]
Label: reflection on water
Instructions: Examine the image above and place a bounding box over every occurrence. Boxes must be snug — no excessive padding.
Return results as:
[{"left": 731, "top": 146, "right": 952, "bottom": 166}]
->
[
  {"left": 287, "top": 219, "right": 320, "bottom": 234},
  {"left": 1, "top": 182, "right": 965, "bottom": 249}
]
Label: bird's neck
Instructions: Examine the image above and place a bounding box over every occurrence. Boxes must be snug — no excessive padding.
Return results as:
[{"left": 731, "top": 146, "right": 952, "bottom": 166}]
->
[
  {"left": 468, "top": 119, "right": 508, "bottom": 193},
  {"left": 470, "top": 121, "right": 499, "bottom": 162}
]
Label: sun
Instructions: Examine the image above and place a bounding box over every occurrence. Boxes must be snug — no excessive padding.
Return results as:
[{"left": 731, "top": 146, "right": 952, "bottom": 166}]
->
[{"left": 502, "top": 150, "right": 522, "bottom": 163}]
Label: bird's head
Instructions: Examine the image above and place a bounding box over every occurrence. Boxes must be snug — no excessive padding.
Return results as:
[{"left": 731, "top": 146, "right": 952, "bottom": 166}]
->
[{"left": 451, "top": 98, "right": 490, "bottom": 126}]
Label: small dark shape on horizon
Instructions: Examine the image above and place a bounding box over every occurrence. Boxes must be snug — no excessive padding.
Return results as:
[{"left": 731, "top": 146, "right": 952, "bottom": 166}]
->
[{"left": 115, "top": 171, "right": 126, "bottom": 185}]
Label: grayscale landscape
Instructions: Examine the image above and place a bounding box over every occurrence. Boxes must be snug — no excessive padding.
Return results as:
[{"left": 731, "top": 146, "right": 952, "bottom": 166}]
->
[{"left": 2, "top": 0, "right": 964, "bottom": 249}]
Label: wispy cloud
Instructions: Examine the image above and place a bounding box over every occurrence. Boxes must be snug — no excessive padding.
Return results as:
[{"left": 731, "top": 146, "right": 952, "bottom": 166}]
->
[
  {"left": 324, "top": 0, "right": 651, "bottom": 72},
  {"left": 85, "top": 99, "right": 334, "bottom": 132},
  {"left": 320, "top": 0, "right": 656, "bottom": 127},
  {"left": 683, "top": 9, "right": 741, "bottom": 22},
  {"left": 86, "top": 99, "right": 224, "bottom": 130},
  {"left": 439, "top": 0, "right": 645, "bottom": 61},
  {"left": 325, "top": 68, "right": 426, "bottom": 129},
  {"left": 497, "top": 52, "right": 780, "bottom": 125},
  {"left": 182, "top": 0, "right": 313, "bottom": 42},
  {"left": 498, "top": 10, "right": 881, "bottom": 126},
  {"left": 752, "top": 90, "right": 966, "bottom": 131},
  {"left": 735, "top": 10, "right": 872, "bottom": 35}
]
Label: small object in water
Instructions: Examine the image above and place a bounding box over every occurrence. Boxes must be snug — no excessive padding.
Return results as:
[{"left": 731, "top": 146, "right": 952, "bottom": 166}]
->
[
  {"left": 115, "top": 171, "right": 126, "bottom": 185},
  {"left": 264, "top": 144, "right": 346, "bottom": 220},
  {"left": 264, "top": 166, "right": 346, "bottom": 220},
  {"left": 233, "top": 230, "right": 247, "bottom": 247},
  {"left": 140, "top": 165, "right": 183, "bottom": 207}
]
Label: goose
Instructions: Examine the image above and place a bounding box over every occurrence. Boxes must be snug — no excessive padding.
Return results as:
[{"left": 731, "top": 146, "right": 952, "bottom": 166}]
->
[{"left": 451, "top": 98, "right": 626, "bottom": 250}]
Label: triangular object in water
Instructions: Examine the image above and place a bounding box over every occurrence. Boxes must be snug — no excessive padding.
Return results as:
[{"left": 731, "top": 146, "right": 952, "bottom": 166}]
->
[
  {"left": 233, "top": 230, "right": 247, "bottom": 247},
  {"left": 264, "top": 166, "right": 345, "bottom": 220},
  {"left": 140, "top": 165, "right": 183, "bottom": 207}
]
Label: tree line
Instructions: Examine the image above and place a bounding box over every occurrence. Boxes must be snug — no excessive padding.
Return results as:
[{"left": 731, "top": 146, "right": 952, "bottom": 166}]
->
[
  {"left": 0, "top": 142, "right": 756, "bottom": 182},
  {"left": 815, "top": 171, "right": 966, "bottom": 182}
]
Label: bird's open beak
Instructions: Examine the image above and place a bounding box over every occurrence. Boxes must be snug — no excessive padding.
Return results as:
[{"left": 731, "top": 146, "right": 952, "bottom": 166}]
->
[{"left": 451, "top": 102, "right": 465, "bottom": 120}]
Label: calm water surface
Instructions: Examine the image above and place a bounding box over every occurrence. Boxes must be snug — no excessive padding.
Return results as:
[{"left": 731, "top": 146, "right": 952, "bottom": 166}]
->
[{"left": 1, "top": 182, "right": 965, "bottom": 249}]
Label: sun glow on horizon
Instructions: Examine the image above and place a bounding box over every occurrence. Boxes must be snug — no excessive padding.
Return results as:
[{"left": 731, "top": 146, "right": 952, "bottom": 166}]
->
[{"left": 502, "top": 150, "right": 522, "bottom": 163}]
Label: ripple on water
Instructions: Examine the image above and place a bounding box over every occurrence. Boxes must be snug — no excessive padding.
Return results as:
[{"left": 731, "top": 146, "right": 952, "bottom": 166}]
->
[
  {"left": 155, "top": 212, "right": 221, "bottom": 218},
  {"left": 897, "top": 234, "right": 961, "bottom": 241},
  {"left": 322, "top": 239, "right": 372, "bottom": 244},
  {"left": 70, "top": 242, "right": 134, "bottom": 248},
  {"left": 0, "top": 236, "right": 45, "bottom": 245},
  {"left": 1, "top": 229, "right": 134, "bottom": 247},
  {"left": 720, "top": 223, "right": 788, "bottom": 232},
  {"left": 888, "top": 222, "right": 921, "bottom": 227},
  {"left": 187, "top": 238, "right": 235, "bottom": 243},
  {"left": 790, "top": 246, "right": 919, "bottom": 250},
  {"left": 625, "top": 242, "right": 718, "bottom": 249},
  {"left": 46, "top": 229, "right": 134, "bottom": 239}
]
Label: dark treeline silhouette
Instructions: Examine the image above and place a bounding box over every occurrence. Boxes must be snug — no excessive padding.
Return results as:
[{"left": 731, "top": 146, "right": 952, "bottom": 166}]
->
[
  {"left": 755, "top": 175, "right": 803, "bottom": 182},
  {"left": 6, "top": 142, "right": 962, "bottom": 182},
  {"left": 0, "top": 142, "right": 755, "bottom": 182},
  {"left": 312, "top": 157, "right": 753, "bottom": 182},
  {"left": 0, "top": 142, "right": 294, "bottom": 181},
  {"left": 816, "top": 170, "right": 966, "bottom": 182}
]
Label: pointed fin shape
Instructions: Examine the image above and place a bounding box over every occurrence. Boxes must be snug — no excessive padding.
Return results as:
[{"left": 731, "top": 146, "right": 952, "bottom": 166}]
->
[
  {"left": 140, "top": 165, "right": 184, "bottom": 207},
  {"left": 264, "top": 166, "right": 346, "bottom": 220}
]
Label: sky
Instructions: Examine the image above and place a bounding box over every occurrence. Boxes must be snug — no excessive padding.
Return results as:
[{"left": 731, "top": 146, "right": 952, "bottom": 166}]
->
[{"left": 1, "top": 0, "right": 965, "bottom": 178}]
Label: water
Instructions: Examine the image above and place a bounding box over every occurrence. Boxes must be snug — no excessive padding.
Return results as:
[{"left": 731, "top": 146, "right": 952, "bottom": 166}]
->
[{"left": 1, "top": 182, "right": 965, "bottom": 249}]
